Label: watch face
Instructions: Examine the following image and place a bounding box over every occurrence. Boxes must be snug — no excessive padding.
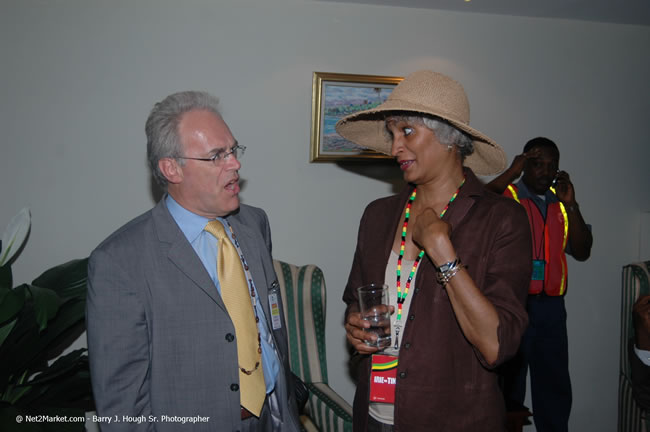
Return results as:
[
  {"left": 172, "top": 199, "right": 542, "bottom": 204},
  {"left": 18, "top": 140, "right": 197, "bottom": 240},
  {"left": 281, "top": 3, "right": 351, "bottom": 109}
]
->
[{"left": 439, "top": 260, "right": 455, "bottom": 272}]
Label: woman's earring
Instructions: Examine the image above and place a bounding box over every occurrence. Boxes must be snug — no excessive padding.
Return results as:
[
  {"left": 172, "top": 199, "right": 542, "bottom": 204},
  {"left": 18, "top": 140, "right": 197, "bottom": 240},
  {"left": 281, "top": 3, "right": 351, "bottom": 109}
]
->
[{"left": 447, "top": 144, "right": 453, "bottom": 152}]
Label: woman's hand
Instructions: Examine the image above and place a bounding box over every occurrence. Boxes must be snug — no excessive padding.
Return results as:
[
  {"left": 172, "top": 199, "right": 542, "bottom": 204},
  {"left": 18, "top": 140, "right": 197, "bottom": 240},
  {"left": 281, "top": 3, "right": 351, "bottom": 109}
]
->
[
  {"left": 411, "top": 208, "right": 455, "bottom": 266},
  {"left": 345, "top": 312, "right": 381, "bottom": 354},
  {"left": 413, "top": 207, "right": 500, "bottom": 364}
]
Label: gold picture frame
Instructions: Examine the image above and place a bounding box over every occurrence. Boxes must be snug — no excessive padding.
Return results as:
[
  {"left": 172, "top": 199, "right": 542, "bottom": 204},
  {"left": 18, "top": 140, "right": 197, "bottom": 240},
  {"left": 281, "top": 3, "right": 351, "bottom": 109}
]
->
[{"left": 310, "top": 72, "right": 403, "bottom": 162}]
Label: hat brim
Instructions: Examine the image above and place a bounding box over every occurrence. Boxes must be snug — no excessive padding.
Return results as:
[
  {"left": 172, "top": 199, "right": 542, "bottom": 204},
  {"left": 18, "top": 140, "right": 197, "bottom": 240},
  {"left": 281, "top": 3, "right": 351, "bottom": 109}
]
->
[{"left": 335, "top": 100, "right": 506, "bottom": 176}]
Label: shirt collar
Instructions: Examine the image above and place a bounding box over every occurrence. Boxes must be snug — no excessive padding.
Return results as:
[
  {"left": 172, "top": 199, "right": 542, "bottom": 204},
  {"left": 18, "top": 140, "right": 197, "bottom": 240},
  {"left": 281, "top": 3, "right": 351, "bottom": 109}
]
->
[
  {"left": 515, "top": 179, "right": 559, "bottom": 204},
  {"left": 459, "top": 167, "right": 484, "bottom": 197},
  {"left": 165, "top": 194, "right": 213, "bottom": 243}
]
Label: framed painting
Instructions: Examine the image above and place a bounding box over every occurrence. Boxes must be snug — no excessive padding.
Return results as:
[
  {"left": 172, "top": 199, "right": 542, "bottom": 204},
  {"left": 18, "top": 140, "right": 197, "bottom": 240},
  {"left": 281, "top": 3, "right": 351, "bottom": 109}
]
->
[{"left": 310, "top": 72, "right": 403, "bottom": 162}]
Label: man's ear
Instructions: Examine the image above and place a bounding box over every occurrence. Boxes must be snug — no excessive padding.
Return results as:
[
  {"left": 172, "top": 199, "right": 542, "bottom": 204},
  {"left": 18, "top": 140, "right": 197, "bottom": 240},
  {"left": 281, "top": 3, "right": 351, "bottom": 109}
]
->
[{"left": 159, "top": 158, "right": 183, "bottom": 184}]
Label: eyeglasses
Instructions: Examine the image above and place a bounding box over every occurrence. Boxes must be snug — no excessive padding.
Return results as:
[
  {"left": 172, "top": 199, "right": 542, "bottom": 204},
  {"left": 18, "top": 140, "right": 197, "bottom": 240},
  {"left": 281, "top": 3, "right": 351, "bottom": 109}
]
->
[{"left": 178, "top": 143, "right": 246, "bottom": 165}]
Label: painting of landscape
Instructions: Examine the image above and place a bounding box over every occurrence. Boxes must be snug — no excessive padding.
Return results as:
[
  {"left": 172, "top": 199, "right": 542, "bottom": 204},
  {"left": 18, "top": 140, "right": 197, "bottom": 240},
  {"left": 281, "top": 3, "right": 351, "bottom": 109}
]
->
[
  {"left": 310, "top": 72, "right": 402, "bottom": 162},
  {"left": 321, "top": 83, "right": 394, "bottom": 152}
]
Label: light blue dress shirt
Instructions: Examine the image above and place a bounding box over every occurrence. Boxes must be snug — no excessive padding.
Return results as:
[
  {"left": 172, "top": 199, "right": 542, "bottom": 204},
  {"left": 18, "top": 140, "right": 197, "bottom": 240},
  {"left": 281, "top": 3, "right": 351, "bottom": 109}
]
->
[
  {"left": 165, "top": 195, "right": 279, "bottom": 393},
  {"left": 635, "top": 346, "right": 650, "bottom": 366}
]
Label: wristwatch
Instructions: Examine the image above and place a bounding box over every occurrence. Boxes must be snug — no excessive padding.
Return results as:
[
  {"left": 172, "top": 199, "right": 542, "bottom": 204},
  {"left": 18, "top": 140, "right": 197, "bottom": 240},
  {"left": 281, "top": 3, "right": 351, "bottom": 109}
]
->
[{"left": 437, "top": 258, "right": 459, "bottom": 273}]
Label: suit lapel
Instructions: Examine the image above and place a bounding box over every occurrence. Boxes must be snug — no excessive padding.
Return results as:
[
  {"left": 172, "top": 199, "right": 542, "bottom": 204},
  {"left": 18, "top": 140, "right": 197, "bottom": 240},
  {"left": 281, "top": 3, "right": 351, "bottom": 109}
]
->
[{"left": 151, "top": 200, "right": 227, "bottom": 312}]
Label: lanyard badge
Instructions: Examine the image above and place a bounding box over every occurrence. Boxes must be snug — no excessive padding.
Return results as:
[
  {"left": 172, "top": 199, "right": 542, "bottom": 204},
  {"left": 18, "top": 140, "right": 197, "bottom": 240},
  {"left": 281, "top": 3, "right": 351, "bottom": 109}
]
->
[
  {"left": 369, "top": 354, "right": 399, "bottom": 403},
  {"left": 268, "top": 280, "right": 282, "bottom": 330},
  {"left": 532, "top": 259, "right": 545, "bottom": 281}
]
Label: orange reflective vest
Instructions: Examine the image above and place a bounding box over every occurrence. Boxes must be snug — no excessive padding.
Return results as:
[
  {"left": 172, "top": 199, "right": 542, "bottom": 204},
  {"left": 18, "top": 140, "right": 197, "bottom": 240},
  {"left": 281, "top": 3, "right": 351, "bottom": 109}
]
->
[{"left": 504, "top": 184, "right": 569, "bottom": 296}]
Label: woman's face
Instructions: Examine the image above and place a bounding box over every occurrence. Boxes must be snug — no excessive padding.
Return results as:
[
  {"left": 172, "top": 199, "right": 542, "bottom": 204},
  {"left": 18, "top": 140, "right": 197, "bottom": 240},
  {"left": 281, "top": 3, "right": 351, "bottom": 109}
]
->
[{"left": 386, "top": 117, "right": 455, "bottom": 185}]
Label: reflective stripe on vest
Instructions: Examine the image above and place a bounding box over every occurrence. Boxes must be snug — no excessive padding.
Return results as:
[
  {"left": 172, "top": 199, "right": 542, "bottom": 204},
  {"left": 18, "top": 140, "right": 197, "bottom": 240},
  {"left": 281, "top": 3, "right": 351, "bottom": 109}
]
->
[{"left": 504, "top": 184, "right": 569, "bottom": 296}]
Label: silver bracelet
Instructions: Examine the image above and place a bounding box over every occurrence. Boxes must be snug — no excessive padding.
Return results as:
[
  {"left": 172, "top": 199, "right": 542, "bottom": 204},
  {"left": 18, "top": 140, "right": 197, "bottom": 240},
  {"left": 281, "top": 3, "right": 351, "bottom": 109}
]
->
[
  {"left": 436, "top": 258, "right": 465, "bottom": 285},
  {"left": 435, "top": 258, "right": 460, "bottom": 273}
]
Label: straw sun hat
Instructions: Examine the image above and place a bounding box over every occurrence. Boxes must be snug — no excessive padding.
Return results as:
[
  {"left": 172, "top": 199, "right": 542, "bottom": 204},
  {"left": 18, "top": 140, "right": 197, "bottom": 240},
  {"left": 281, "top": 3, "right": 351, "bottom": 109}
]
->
[{"left": 335, "top": 70, "right": 506, "bottom": 176}]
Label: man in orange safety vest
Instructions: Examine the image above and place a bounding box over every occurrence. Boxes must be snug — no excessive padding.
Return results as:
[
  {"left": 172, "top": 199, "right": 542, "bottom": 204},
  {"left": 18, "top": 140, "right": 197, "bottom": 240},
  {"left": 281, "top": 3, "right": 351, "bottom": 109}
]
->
[{"left": 486, "top": 137, "right": 593, "bottom": 432}]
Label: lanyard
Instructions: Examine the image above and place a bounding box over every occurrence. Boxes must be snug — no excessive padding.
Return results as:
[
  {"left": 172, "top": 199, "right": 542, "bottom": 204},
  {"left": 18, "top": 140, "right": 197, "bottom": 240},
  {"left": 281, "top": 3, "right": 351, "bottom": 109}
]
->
[{"left": 393, "top": 179, "right": 465, "bottom": 349}]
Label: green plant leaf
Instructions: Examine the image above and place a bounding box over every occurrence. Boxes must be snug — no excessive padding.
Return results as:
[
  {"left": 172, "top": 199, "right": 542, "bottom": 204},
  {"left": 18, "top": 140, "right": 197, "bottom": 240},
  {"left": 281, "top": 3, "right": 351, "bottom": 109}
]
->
[
  {"left": 24, "top": 349, "right": 88, "bottom": 386},
  {"left": 0, "top": 307, "right": 43, "bottom": 395},
  {"left": 0, "top": 300, "right": 85, "bottom": 384},
  {"left": 0, "top": 212, "right": 93, "bottom": 424},
  {"left": 0, "top": 208, "right": 31, "bottom": 267},
  {"left": 25, "top": 285, "right": 61, "bottom": 333},
  {"left": 38, "top": 300, "right": 86, "bottom": 354},
  {"left": 0, "top": 265, "right": 11, "bottom": 291},
  {"left": 5, "top": 380, "right": 32, "bottom": 404},
  {"left": 36, "top": 377, "right": 94, "bottom": 413},
  {"left": 31, "top": 259, "right": 88, "bottom": 300},
  {"left": 19, "top": 366, "right": 92, "bottom": 411},
  {"left": 0, "top": 284, "right": 25, "bottom": 324},
  {"left": 0, "top": 318, "right": 17, "bottom": 348}
]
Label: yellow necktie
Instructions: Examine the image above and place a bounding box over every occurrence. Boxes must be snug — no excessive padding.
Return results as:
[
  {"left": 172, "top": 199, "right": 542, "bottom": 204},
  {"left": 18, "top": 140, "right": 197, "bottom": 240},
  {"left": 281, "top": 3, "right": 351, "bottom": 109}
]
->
[{"left": 204, "top": 221, "right": 266, "bottom": 416}]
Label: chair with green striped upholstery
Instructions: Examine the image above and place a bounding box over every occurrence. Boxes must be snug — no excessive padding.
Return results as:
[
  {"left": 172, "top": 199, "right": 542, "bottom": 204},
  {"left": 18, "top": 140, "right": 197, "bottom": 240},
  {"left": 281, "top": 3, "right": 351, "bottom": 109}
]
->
[
  {"left": 619, "top": 261, "right": 650, "bottom": 432},
  {"left": 273, "top": 260, "right": 353, "bottom": 432}
]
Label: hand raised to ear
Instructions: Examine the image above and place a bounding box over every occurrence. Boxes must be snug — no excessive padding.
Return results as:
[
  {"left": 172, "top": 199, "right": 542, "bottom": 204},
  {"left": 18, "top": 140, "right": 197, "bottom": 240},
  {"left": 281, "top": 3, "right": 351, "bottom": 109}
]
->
[{"left": 554, "top": 170, "right": 576, "bottom": 204}]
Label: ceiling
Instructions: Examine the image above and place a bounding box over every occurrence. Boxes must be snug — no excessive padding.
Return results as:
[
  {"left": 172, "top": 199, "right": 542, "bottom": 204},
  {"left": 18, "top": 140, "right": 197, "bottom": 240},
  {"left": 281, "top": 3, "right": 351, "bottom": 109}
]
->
[{"left": 323, "top": 0, "right": 650, "bottom": 27}]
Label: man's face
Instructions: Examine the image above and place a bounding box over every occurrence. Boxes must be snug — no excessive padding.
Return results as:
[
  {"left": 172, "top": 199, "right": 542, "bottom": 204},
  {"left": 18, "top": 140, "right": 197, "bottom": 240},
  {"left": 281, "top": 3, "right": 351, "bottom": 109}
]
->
[
  {"left": 167, "top": 109, "right": 241, "bottom": 218},
  {"left": 522, "top": 145, "right": 559, "bottom": 195}
]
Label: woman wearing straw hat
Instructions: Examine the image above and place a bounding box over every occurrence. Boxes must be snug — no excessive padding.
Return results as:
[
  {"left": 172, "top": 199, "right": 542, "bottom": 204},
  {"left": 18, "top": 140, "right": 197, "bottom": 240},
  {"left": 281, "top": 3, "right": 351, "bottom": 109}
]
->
[{"left": 338, "top": 70, "right": 532, "bottom": 431}]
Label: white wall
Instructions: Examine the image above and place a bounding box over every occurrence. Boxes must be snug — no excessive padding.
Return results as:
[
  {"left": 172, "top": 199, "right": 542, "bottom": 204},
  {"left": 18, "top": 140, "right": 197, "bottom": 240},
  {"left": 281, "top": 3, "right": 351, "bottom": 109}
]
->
[{"left": 2, "top": 0, "right": 649, "bottom": 430}]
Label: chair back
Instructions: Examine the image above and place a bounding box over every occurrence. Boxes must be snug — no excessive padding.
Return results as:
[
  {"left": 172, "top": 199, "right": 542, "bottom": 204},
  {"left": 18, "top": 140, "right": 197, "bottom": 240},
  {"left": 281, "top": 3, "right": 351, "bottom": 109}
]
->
[
  {"left": 273, "top": 260, "right": 328, "bottom": 385},
  {"left": 273, "top": 260, "right": 353, "bottom": 432}
]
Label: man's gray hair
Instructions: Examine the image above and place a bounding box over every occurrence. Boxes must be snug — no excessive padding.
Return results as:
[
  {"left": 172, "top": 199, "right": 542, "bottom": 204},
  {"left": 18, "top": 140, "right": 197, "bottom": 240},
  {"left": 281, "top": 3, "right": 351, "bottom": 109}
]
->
[
  {"left": 146, "top": 91, "right": 221, "bottom": 188},
  {"left": 385, "top": 114, "right": 474, "bottom": 159}
]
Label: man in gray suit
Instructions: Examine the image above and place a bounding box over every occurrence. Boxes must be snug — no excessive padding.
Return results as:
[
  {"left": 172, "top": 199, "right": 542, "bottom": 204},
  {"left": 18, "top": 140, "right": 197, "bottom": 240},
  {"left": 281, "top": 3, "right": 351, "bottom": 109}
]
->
[{"left": 86, "top": 91, "right": 301, "bottom": 431}]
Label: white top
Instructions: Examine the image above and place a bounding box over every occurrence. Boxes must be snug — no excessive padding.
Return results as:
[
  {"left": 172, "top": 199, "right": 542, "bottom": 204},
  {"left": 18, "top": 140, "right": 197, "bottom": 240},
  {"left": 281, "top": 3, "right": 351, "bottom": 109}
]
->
[
  {"left": 369, "top": 250, "right": 420, "bottom": 425},
  {"left": 635, "top": 345, "right": 650, "bottom": 366}
]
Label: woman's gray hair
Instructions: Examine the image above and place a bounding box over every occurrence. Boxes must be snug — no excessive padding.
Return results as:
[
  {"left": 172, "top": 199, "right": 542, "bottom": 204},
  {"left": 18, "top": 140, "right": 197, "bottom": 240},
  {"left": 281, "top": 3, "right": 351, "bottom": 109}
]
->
[
  {"left": 146, "top": 91, "right": 222, "bottom": 188},
  {"left": 385, "top": 114, "right": 474, "bottom": 159}
]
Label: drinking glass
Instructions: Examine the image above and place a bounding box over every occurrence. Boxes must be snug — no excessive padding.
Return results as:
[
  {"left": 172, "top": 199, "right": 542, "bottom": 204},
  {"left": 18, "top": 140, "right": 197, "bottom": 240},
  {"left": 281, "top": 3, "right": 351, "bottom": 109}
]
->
[{"left": 357, "top": 283, "right": 391, "bottom": 349}]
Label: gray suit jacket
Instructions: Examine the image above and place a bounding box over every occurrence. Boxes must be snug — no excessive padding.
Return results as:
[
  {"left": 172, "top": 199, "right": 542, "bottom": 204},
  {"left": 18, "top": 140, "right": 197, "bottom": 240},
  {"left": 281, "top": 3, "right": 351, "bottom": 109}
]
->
[{"left": 86, "top": 199, "right": 301, "bottom": 431}]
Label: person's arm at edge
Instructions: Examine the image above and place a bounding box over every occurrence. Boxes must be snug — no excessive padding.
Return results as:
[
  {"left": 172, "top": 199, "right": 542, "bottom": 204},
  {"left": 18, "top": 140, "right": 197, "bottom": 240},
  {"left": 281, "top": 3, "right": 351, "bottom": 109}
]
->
[
  {"left": 630, "top": 295, "right": 650, "bottom": 410},
  {"left": 630, "top": 339, "right": 650, "bottom": 410}
]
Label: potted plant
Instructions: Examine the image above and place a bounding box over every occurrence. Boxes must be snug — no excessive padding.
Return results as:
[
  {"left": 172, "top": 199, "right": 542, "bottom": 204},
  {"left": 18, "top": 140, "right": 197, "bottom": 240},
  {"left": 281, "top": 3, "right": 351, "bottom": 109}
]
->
[{"left": 0, "top": 209, "right": 93, "bottom": 431}]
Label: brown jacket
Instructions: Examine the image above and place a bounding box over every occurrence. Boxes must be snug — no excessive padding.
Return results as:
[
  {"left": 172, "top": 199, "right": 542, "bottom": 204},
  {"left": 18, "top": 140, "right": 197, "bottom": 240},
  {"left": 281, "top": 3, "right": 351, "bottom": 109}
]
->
[{"left": 343, "top": 169, "right": 532, "bottom": 431}]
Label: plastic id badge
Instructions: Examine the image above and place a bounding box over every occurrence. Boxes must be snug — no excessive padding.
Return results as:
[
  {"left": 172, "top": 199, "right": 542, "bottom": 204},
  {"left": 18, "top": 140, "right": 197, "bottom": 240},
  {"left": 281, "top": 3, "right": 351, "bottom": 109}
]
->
[
  {"left": 532, "top": 259, "right": 545, "bottom": 281},
  {"left": 369, "top": 354, "right": 398, "bottom": 404},
  {"left": 268, "top": 283, "right": 282, "bottom": 330}
]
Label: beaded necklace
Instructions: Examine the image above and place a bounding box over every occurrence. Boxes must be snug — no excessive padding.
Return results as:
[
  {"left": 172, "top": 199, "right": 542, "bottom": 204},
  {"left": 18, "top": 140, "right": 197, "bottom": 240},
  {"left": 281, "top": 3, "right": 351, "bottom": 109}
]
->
[{"left": 394, "top": 178, "right": 465, "bottom": 348}]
